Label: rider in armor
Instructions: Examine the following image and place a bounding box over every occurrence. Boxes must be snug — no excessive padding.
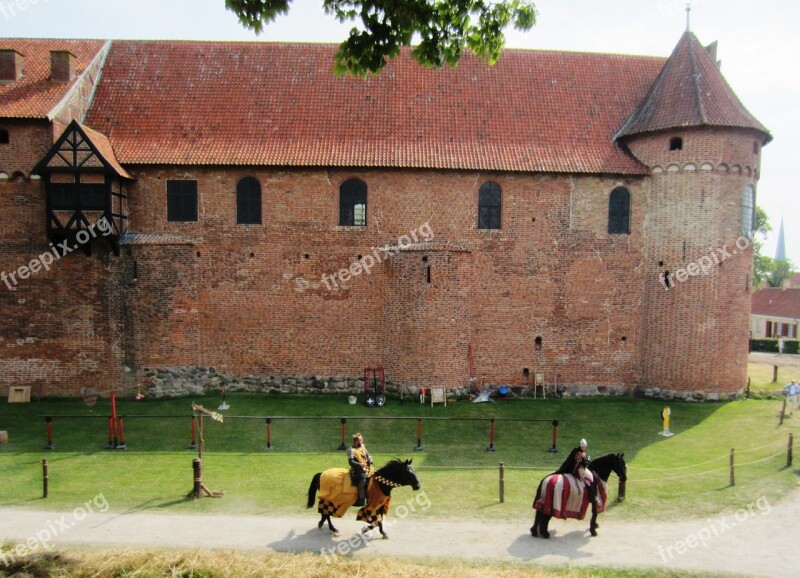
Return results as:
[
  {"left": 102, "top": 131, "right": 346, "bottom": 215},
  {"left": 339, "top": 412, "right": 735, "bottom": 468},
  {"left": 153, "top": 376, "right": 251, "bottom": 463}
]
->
[
  {"left": 348, "top": 433, "right": 373, "bottom": 506},
  {"left": 556, "top": 438, "right": 598, "bottom": 505}
]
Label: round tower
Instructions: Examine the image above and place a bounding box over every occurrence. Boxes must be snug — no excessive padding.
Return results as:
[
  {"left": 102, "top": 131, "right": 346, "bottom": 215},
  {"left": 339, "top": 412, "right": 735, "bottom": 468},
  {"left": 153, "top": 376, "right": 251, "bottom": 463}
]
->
[{"left": 617, "top": 31, "right": 770, "bottom": 396}]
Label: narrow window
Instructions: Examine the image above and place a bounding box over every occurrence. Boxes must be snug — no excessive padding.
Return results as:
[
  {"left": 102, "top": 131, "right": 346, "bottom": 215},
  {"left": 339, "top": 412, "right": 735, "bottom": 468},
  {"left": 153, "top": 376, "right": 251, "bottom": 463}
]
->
[
  {"left": 534, "top": 336, "right": 542, "bottom": 351},
  {"left": 478, "top": 182, "right": 501, "bottom": 230},
  {"left": 662, "top": 271, "right": 672, "bottom": 289},
  {"left": 426, "top": 265, "right": 431, "bottom": 284},
  {"left": 608, "top": 187, "right": 631, "bottom": 234},
  {"left": 753, "top": 141, "right": 759, "bottom": 155},
  {"left": 741, "top": 185, "right": 755, "bottom": 236},
  {"left": 669, "top": 137, "right": 683, "bottom": 151},
  {"left": 339, "top": 178, "right": 367, "bottom": 226},
  {"left": 167, "top": 180, "right": 198, "bottom": 222},
  {"left": 236, "top": 177, "right": 262, "bottom": 224},
  {"left": 0, "top": 128, "right": 8, "bottom": 144}
]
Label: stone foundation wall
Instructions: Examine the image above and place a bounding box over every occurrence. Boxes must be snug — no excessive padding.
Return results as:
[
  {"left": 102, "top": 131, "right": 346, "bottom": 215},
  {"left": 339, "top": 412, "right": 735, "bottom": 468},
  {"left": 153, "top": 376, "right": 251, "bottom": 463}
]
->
[{"left": 141, "top": 365, "right": 738, "bottom": 401}]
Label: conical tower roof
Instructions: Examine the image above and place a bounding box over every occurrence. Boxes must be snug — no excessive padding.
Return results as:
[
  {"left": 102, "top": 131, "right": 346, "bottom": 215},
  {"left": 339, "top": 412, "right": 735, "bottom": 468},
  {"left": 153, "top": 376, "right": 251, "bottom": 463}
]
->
[{"left": 616, "top": 31, "right": 770, "bottom": 142}]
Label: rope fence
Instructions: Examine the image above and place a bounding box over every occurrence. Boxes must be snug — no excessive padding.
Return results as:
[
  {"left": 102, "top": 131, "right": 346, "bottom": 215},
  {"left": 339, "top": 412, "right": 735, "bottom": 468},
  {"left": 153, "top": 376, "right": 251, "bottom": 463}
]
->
[
  {"left": 38, "top": 414, "right": 566, "bottom": 454},
  {"left": 479, "top": 434, "right": 798, "bottom": 501}
]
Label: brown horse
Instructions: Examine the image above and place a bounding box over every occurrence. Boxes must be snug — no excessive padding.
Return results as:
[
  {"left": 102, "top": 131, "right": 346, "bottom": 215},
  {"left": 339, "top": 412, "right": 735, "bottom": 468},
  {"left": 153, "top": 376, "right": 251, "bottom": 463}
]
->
[
  {"left": 307, "top": 459, "right": 420, "bottom": 538},
  {"left": 531, "top": 453, "right": 626, "bottom": 538}
]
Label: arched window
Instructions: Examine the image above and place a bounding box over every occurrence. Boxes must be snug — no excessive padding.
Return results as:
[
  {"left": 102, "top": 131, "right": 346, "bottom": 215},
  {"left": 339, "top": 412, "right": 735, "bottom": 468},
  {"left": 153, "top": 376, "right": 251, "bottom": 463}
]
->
[
  {"left": 0, "top": 128, "right": 8, "bottom": 144},
  {"left": 236, "top": 176, "right": 262, "bottom": 225},
  {"left": 478, "top": 182, "right": 501, "bottom": 230},
  {"left": 339, "top": 178, "right": 367, "bottom": 226},
  {"left": 608, "top": 187, "right": 631, "bottom": 234},
  {"left": 742, "top": 185, "right": 755, "bottom": 236}
]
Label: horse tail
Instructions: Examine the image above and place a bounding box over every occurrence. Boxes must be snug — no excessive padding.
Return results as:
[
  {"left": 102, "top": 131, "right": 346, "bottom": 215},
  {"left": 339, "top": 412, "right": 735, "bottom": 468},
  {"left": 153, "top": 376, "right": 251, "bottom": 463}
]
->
[{"left": 306, "top": 472, "right": 321, "bottom": 509}]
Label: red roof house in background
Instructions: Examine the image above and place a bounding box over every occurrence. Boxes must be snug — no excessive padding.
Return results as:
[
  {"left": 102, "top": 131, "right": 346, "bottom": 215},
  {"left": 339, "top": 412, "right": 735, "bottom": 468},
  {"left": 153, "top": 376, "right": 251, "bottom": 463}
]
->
[{"left": 751, "top": 288, "right": 800, "bottom": 338}]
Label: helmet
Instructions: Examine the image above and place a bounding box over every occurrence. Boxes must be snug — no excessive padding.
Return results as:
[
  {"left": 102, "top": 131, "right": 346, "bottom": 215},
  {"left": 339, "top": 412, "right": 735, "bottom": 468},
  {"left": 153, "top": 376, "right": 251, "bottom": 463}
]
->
[{"left": 579, "top": 438, "right": 588, "bottom": 449}]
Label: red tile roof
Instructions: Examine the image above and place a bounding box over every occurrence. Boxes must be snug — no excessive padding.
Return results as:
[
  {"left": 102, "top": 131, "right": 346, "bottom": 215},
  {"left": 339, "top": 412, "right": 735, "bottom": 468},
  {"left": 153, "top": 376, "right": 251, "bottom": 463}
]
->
[
  {"left": 751, "top": 288, "right": 800, "bottom": 319},
  {"left": 616, "top": 32, "right": 770, "bottom": 141},
  {"left": 79, "top": 123, "right": 133, "bottom": 179},
  {"left": 85, "top": 41, "right": 665, "bottom": 174},
  {"left": 0, "top": 39, "right": 107, "bottom": 119}
]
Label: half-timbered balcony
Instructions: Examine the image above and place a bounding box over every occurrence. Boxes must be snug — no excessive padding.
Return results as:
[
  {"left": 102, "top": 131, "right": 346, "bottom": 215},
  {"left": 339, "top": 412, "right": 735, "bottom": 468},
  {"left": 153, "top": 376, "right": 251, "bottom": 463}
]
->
[{"left": 32, "top": 120, "right": 132, "bottom": 256}]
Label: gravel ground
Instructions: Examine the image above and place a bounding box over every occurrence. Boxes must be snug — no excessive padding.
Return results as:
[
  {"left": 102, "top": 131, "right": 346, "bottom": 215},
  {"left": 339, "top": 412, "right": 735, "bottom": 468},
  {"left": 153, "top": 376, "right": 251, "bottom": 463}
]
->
[{"left": 1, "top": 487, "right": 798, "bottom": 577}]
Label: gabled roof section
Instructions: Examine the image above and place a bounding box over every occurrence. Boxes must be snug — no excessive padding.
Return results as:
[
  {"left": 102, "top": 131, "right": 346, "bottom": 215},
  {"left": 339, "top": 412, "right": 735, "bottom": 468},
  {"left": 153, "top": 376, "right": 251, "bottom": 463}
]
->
[
  {"left": 615, "top": 32, "right": 770, "bottom": 142},
  {"left": 33, "top": 119, "right": 133, "bottom": 179},
  {"left": 85, "top": 41, "right": 666, "bottom": 175},
  {"left": 751, "top": 288, "right": 800, "bottom": 319},
  {"left": 0, "top": 39, "right": 107, "bottom": 119}
]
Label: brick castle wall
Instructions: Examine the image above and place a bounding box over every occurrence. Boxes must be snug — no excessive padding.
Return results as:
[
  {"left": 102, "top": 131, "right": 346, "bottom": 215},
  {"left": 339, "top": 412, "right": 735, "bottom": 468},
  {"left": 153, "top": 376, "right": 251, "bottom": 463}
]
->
[{"left": 2, "top": 162, "right": 655, "bottom": 396}]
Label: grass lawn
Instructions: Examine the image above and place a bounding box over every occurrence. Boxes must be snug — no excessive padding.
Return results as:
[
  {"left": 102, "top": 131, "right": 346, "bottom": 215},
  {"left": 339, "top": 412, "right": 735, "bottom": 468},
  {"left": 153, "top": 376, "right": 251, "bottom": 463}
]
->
[
  {"left": 747, "top": 362, "right": 787, "bottom": 390},
  {"left": 1, "top": 394, "right": 798, "bottom": 524}
]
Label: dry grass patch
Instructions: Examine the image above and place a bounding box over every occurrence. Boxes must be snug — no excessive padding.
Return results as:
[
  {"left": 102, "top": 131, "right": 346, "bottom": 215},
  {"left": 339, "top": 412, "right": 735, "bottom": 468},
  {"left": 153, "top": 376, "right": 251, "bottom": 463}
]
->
[{"left": 0, "top": 545, "right": 721, "bottom": 578}]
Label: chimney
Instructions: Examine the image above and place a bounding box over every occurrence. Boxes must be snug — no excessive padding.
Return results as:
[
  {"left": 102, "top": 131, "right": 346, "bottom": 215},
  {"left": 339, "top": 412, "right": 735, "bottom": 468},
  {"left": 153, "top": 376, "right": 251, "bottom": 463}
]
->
[
  {"left": 50, "top": 50, "right": 76, "bottom": 82},
  {"left": 705, "top": 41, "right": 722, "bottom": 70},
  {"left": 0, "top": 49, "right": 24, "bottom": 82}
]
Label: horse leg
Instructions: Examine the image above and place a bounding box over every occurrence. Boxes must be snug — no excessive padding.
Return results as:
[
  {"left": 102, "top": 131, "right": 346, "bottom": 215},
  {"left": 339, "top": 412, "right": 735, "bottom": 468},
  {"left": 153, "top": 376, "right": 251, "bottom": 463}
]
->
[
  {"left": 588, "top": 484, "right": 599, "bottom": 536},
  {"left": 378, "top": 520, "right": 388, "bottom": 539},
  {"left": 530, "top": 512, "right": 540, "bottom": 537},
  {"left": 317, "top": 513, "right": 325, "bottom": 529},
  {"left": 326, "top": 515, "right": 339, "bottom": 534},
  {"left": 589, "top": 504, "right": 599, "bottom": 537},
  {"left": 540, "top": 514, "right": 551, "bottom": 539}
]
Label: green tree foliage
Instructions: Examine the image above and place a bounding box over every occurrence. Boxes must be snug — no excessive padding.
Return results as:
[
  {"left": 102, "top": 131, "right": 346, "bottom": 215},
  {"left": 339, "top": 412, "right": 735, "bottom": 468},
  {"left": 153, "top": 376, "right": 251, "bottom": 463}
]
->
[
  {"left": 767, "top": 258, "right": 795, "bottom": 288},
  {"left": 752, "top": 205, "right": 771, "bottom": 287},
  {"left": 225, "top": 0, "right": 537, "bottom": 75},
  {"left": 751, "top": 206, "right": 796, "bottom": 288}
]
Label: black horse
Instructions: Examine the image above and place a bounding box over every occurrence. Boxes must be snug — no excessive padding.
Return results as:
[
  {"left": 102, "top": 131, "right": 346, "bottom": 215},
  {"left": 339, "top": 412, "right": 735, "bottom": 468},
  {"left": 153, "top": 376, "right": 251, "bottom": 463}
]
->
[
  {"left": 531, "top": 453, "right": 627, "bottom": 538},
  {"left": 307, "top": 458, "right": 420, "bottom": 538}
]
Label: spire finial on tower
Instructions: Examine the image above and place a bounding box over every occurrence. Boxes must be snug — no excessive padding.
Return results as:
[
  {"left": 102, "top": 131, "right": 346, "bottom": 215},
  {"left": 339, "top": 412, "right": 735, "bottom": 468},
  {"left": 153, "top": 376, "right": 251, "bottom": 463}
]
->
[{"left": 686, "top": 3, "right": 691, "bottom": 31}]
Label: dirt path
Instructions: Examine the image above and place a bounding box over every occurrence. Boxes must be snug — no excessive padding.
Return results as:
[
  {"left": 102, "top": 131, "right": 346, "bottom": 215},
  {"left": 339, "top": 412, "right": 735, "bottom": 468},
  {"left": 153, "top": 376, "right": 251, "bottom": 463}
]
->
[
  {"left": 750, "top": 351, "right": 800, "bottom": 368},
  {"left": 2, "top": 490, "right": 797, "bottom": 577}
]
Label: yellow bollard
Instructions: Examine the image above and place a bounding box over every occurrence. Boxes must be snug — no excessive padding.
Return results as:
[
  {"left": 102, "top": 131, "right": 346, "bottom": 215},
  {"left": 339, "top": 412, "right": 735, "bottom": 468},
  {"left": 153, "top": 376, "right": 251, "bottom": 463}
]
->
[{"left": 658, "top": 406, "right": 674, "bottom": 437}]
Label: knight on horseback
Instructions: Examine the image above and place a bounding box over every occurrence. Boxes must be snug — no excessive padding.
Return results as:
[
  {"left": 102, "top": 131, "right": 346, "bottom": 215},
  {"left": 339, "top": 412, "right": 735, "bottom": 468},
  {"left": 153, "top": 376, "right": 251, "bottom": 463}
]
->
[
  {"left": 556, "top": 438, "right": 598, "bottom": 505},
  {"left": 348, "top": 432, "right": 374, "bottom": 506}
]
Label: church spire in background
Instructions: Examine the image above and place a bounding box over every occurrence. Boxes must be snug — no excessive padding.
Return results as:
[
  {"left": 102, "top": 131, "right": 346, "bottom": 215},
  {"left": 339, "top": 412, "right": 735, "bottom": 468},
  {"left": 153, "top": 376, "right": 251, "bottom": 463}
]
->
[{"left": 775, "top": 215, "right": 787, "bottom": 261}]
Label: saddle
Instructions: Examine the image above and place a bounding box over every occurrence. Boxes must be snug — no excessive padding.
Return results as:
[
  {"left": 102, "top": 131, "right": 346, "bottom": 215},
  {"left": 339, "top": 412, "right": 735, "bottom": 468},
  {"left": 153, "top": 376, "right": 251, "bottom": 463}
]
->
[{"left": 349, "top": 463, "right": 375, "bottom": 486}]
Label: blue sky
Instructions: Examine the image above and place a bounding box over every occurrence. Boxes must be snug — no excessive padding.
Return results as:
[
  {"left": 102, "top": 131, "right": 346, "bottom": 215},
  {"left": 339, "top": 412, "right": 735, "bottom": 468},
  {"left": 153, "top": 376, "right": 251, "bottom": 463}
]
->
[{"left": 3, "top": 0, "right": 797, "bottom": 263}]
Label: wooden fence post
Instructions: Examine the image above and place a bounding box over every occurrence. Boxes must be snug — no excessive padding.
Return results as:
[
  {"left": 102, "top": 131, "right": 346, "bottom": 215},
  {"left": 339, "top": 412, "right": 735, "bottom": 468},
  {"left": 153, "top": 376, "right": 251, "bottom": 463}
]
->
[
  {"left": 499, "top": 462, "right": 505, "bottom": 503},
  {"left": 729, "top": 448, "right": 735, "bottom": 487},
  {"left": 42, "top": 458, "right": 49, "bottom": 498},
  {"left": 788, "top": 433, "right": 794, "bottom": 468}
]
